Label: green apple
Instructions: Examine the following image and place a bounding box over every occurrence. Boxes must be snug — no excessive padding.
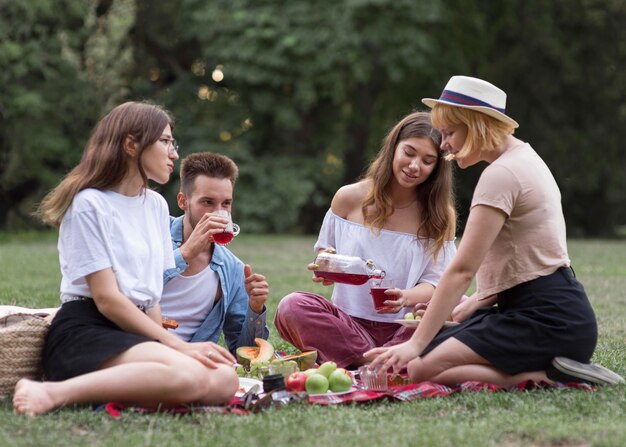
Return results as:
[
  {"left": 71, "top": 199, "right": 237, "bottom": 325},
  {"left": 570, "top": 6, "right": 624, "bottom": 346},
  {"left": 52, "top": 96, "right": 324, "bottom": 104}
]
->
[
  {"left": 316, "top": 361, "right": 337, "bottom": 378},
  {"left": 404, "top": 312, "right": 415, "bottom": 320},
  {"left": 305, "top": 374, "right": 329, "bottom": 394},
  {"left": 328, "top": 370, "right": 353, "bottom": 392}
]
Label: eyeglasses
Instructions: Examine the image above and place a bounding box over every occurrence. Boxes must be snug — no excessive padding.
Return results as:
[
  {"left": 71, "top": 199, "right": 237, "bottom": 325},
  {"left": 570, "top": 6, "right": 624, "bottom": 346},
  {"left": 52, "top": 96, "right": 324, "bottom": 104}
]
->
[{"left": 159, "top": 137, "right": 179, "bottom": 155}]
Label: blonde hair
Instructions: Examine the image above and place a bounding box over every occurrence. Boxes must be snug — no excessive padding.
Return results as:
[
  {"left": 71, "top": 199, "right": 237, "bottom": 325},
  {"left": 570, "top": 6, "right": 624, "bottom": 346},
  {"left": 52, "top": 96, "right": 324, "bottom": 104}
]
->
[
  {"left": 431, "top": 104, "right": 515, "bottom": 160},
  {"left": 37, "top": 102, "right": 174, "bottom": 227},
  {"left": 361, "top": 111, "right": 456, "bottom": 260}
]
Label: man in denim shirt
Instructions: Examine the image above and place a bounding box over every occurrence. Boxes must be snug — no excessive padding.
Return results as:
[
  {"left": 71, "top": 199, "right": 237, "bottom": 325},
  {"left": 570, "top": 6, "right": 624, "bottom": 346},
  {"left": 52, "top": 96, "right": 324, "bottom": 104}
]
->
[{"left": 161, "top": 152, "right": 269, "bottom": 354}]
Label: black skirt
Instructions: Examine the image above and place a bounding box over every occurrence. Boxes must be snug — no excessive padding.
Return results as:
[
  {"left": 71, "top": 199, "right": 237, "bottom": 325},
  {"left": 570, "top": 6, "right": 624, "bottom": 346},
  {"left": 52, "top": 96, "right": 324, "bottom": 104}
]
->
[
  {"left": 421, "top": 267, "right": 598, "bottom": 375},
  {"left": 42, "top": 300, "right": 153, "bottom": 381}
]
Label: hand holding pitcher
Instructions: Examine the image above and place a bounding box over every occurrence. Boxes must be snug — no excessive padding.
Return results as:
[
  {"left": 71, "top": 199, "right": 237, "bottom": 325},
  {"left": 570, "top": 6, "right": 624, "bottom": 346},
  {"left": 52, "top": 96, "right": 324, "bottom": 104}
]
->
[{"left": 309, "top": 251, "right": 385, "bottom": 286}]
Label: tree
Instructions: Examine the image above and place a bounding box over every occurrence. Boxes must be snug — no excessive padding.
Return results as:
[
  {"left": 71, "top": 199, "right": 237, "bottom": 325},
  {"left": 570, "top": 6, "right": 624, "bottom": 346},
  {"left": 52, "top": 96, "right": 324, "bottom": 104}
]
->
[
  {"left": 150, "top": 0, "right": 449, "bottom": 232},
  {"left": 2, "top": 0, "right": 624, "bottom": 236},
  {"left": 379, "top": 0, "right": 626, "bottom": 236},
  {"left": 476, "top": 0, "right": 626, "bottom": 236},
  {"left": 0, "top": 0, "right": 136, "bottom": 229}
]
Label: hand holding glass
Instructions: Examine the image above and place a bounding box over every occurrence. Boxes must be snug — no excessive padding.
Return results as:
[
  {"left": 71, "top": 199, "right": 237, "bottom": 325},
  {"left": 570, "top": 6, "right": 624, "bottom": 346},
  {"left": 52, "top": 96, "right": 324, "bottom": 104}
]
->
[{"left": 370, "top": 277, "right": 398, "bottom": 313}]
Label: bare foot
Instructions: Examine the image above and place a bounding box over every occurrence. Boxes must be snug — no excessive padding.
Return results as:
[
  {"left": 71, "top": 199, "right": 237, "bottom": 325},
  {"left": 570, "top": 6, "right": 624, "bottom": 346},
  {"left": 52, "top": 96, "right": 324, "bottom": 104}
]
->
[{"left": 13, "top": 379, "right": 57, "bottom": 416}]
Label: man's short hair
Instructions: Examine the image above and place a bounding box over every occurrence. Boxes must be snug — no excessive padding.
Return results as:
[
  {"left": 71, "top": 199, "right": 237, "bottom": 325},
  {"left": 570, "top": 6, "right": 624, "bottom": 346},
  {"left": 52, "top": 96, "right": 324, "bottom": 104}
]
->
[{"left": 180, "top": 152, "right": 239, "bottom": 196}]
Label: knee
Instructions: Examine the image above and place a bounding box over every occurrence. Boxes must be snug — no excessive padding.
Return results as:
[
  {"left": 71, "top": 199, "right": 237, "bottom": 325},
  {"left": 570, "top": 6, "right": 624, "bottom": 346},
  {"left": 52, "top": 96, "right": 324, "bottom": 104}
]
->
[
  {"left": 169, "top": 361, "right": 208, "bottom": 394},
  {"left": 407, "top": 357, "right": 429, "bottom": 383},
  {"left": 276, "top": 292, "right": 311, "bottom": 321},
  {"left": 216, "top": 364, "right": 240, "bottom": 399},
  {"left": 199, "top": 364, "right": 239, "bottom": 405}
]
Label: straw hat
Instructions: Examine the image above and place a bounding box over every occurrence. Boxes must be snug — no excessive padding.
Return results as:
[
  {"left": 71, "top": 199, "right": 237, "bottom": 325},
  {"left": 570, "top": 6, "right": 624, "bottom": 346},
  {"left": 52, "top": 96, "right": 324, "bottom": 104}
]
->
[{"left": 422, "top": 75, "right": 519, "bottom": 128}]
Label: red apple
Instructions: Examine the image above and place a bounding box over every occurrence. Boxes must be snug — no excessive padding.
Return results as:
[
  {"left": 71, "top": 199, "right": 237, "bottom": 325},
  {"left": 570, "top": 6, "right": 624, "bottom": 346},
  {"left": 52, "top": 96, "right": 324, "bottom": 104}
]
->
[{"left": 286, "top": 371, "right": 308, "bottom": 392}]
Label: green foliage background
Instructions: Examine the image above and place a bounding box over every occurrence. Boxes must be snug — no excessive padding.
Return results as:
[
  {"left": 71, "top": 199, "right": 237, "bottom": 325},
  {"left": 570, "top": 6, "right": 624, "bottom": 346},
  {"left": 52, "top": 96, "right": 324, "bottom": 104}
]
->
[{"left": 1, "top": 0, "right": 625, "bottom": 236}]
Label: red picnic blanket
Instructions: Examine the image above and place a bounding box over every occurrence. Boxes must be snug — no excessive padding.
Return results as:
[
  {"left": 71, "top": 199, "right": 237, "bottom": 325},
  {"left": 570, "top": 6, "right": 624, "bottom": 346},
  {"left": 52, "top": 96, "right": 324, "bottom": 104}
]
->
[
  {"left": 101, "top": 380, "right": 594, "bottom": 418},
  {"left": 307, "top": 379, "right": 593, "bottom": 405}
]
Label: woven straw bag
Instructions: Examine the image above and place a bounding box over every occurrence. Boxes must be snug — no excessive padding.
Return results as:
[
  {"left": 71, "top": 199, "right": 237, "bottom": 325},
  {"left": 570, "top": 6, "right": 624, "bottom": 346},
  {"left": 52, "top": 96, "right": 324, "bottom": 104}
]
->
[{"left": 0, "top": 314, "right": 50, "bottom": 398}]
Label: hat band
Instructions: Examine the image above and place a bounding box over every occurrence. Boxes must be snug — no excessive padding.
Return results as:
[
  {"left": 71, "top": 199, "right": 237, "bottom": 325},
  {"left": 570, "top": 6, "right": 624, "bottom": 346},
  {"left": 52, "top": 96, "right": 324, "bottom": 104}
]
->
[{"left": 439, "top": 90, "right": 506, "bottom": 113}]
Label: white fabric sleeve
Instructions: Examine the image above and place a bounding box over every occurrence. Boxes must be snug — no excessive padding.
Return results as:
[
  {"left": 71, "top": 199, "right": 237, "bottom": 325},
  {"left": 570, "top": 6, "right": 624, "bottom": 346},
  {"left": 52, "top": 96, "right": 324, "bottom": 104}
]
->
[
  {"left": 313, "top": 209, "right": 336, "bottom": 254},
  {"left": 418, "top": 240, "right": 457, "bottom": 287},
  {"left": 61, "top": 209, "right": 113, "bottom": 283},
  {"left": 158, "top": 198, "right": 176, "bottom": 273}
]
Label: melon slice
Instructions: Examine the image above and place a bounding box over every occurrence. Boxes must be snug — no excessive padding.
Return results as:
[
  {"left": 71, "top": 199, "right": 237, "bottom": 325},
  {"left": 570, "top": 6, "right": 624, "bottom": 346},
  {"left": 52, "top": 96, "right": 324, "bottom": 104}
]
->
[
  {"left": 235, "top": 338, "right": 274, "bottom": 367},
  {"left": 236, "top": 346, "right": 260, "bottom": 367},
  {"left": 274, "top": 350, "right": 318, "bottom": 371}
]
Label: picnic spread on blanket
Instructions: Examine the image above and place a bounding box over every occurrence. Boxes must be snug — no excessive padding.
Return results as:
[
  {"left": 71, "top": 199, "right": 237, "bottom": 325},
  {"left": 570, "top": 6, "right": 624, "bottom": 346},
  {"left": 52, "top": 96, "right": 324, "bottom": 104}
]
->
[
  {"left": 101, "top": 377, "right": 594, "bottom": 418},
  {"left": 99, "top": 338, "right": 594, "bottom": 418}
]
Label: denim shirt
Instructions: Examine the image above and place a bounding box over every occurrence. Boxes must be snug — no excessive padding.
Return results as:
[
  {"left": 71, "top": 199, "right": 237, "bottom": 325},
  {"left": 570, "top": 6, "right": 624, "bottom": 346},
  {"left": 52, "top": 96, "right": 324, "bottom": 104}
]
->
[{"left": 163, "top": 216, "right": 269, "bottom": 354}]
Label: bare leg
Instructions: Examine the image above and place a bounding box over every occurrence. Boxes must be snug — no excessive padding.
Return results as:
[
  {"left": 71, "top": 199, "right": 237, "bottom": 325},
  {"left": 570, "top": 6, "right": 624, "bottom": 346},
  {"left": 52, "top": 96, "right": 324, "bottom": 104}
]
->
[
  {"left": 13, "top": 342, "right": 238, "bottom": 416},
  {"left": 407, "top": 337, "right": 551, "bottom": 387},
  {"left": 431, "top": 364, "right": 550, "bottom": 387}
]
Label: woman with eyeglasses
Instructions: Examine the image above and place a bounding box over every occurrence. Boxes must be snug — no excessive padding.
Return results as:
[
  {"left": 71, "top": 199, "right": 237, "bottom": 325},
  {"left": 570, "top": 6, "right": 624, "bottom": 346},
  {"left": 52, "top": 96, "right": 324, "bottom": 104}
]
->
[{"left": 13, "top": 101, "right": 238, "bottom": 416}]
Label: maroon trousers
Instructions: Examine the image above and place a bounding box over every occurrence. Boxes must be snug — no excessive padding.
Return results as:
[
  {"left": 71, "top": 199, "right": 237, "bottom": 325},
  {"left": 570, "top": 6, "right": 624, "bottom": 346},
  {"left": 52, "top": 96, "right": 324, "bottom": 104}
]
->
[{"left": 274, "top": 291, "right": 413, "bottom": 368}]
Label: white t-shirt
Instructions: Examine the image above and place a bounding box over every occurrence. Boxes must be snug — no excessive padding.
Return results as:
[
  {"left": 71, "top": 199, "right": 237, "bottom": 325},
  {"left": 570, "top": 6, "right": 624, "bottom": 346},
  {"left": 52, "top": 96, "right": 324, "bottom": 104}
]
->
[
  {"left": 314, "top": 210, "right": 457, "bottom": 323},
  {"left": 58, "top": 188, "right": 175, "bottom": 309},
  {"left": 160, "top": 266, "right": 219, "bottom": 341}
]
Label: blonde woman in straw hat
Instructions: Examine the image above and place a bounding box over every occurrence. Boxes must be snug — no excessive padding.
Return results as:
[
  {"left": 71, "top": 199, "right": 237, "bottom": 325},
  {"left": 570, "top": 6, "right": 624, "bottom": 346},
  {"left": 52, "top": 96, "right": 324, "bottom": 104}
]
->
[
  {"left": 13, "top": 102, "right": 238, "bottom": 416},
  {"left": 365, "top": 76, "right": 624, "bottom": 386}
]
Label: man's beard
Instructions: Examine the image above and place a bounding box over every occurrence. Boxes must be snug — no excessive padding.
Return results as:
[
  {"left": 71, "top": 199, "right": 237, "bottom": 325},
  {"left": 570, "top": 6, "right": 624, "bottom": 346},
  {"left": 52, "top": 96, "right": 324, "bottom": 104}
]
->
[{"left": 187, "top": 209, "right": 200, "bottom": 230}]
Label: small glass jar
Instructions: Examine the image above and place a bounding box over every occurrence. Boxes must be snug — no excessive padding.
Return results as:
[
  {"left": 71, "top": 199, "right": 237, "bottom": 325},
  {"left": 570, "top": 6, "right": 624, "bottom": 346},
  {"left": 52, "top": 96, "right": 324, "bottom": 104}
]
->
[
  {"left": 263, "top": 374, "right": 291, "bottom": 405},
  {"left": 269, "top": 361, "right": 298, "bottom": 379},
  {"left": 262, "top": 374, "right": 286, "bottom": 394},
  {"left": 358, "top": 365, "right": 388, "bottom": 391}
]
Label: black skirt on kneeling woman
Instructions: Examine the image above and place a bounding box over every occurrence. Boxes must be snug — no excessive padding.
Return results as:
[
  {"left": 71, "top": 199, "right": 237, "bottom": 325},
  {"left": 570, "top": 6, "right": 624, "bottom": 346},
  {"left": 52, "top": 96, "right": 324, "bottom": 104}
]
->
[
  {"left": 420, "top": 267, "right": 598, "bottom": 375},
  {"left": 42, "top": 299, "right": 153, "bottom": 381}
]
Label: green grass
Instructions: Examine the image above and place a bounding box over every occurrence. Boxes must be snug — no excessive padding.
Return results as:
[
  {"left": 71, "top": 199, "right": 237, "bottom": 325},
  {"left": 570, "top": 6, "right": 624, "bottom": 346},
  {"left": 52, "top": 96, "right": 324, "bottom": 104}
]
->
[{"left": 1, "top": 235, "right": 625, "bottom": 447}]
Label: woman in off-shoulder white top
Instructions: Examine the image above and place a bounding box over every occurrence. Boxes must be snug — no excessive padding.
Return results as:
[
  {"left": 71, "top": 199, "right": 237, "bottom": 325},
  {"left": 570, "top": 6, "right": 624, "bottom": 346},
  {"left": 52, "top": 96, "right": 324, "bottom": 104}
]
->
[
  {"left": 314, "top": 210, "right": 456, "bottom": 324},
  {"left": 274, "top": 111, "right": 457, "bottom": 369}
]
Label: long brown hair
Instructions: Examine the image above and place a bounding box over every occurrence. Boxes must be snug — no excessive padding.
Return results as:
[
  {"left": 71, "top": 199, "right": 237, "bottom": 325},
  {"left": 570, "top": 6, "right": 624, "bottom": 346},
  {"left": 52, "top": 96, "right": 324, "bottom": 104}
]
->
[
  {"left": 362, "top": 111, "right": 456, "bottom": 260},
  {"left": 37, "top": 101, "right": 174, "bottom": 227}
]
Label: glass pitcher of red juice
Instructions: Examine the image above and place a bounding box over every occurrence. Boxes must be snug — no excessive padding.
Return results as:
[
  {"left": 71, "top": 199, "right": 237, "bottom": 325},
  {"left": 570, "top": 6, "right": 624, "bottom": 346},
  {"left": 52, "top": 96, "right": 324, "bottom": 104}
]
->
[{"left": 313, "top": 252, "right": 385, "bottom": 285}]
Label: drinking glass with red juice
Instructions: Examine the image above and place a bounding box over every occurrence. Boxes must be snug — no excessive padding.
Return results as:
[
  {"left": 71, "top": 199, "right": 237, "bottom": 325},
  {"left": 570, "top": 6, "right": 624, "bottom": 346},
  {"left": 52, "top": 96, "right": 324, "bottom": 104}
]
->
[
  {"left": 370, "top": 277, "right": 397, "bottom": 313},
  {"left": 213, "top": 210, "right": 240, "bottom": 245}
]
